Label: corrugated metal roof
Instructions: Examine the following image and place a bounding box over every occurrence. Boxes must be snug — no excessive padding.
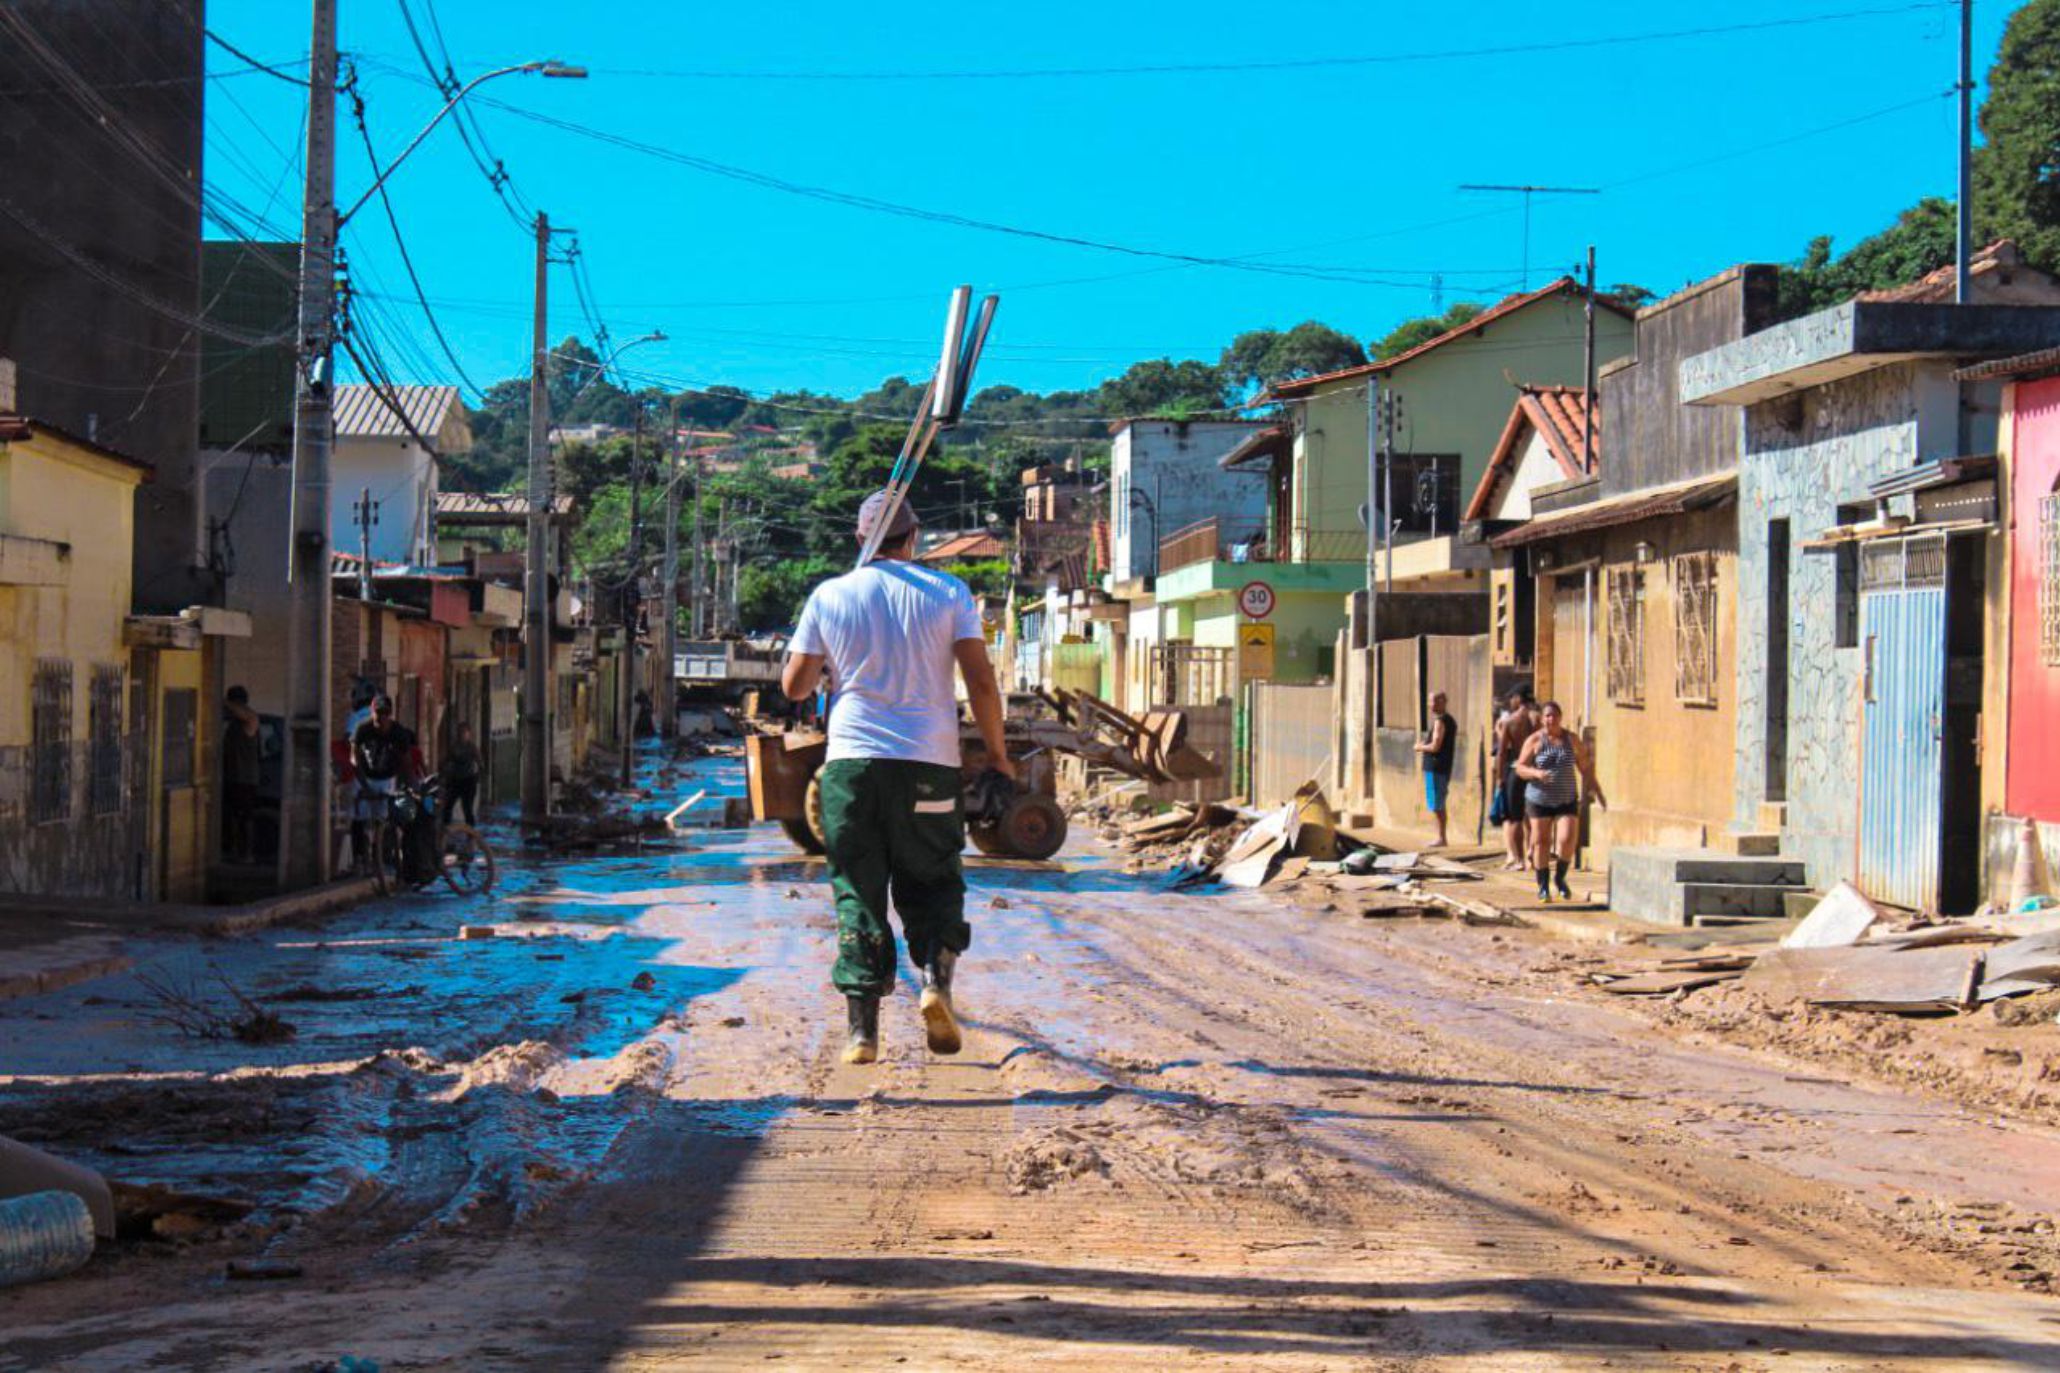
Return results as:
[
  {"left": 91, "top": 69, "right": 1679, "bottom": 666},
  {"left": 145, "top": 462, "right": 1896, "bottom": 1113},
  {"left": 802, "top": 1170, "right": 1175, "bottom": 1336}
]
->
[
  {"left": 333, "top": 384, "right": 471, "bottom": 451},
  {"left": 435, "top": 490, "right": 574, "bottom": 519}
]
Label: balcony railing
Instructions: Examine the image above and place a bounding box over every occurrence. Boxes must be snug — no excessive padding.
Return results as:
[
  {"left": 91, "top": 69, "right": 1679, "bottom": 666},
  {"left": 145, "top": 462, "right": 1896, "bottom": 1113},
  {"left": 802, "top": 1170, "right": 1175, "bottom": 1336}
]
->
[{"left": 1158, "top": 518, "right": 1370, "bottom": 572}]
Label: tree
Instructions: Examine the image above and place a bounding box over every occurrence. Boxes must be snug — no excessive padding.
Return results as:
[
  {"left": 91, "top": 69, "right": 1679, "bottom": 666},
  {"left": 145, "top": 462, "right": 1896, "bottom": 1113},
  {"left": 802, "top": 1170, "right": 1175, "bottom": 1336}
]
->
[
  {"left": 1975, "top": 0, "right": 2060, "bottom": 270},
  {"left": 1219, "top": 321, "right": 1367, "bottom": 393},
  {"left": 1775, "top": 198, "right": 1957, "bottom": 317},
  {"left": 1369, "top": 302, "right": 1484, "bottom": 360},
  {"left": 1096, "top": 357, "right": 1229, "bottom": 418}
]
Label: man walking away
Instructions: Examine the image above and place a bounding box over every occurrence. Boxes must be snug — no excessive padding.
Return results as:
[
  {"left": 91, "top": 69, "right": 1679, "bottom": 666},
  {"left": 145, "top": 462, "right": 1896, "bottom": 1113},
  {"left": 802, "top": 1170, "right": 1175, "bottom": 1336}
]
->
[
  {"left": 1412, "top": 690, "right": 1456, "bottom": 848},
  {"left": 781, "top": 490, "right": 1015, "bottom": 1066},
  {"left": 1492, "top": 689, "right": 1539, "bottom": 871},
  {"left": 445, "top": 721, "right": 482, "bottom": 827},
  {"left": 222, "top": 686, "right": 261, "bottom": 863}
]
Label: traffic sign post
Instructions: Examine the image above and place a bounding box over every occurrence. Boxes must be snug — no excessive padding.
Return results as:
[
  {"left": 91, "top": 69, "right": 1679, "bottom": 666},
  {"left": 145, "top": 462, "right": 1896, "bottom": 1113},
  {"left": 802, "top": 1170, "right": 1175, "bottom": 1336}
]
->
[{"left": 1238, "top": 580, "right": 1276, "bottom": 620}]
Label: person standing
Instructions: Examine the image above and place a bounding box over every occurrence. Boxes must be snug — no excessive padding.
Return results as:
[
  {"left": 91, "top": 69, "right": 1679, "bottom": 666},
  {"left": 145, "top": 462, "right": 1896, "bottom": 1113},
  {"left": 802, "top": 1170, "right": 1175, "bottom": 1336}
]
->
[
  {"left": 444, "top": 721, "right": 482, "bottom": 827},
  {"left": 1512, "top": 700, "right": 1605, "bottom": 903},
  {"left": 781, "top": 490, "right": 1015, "bottom": 1066},
  {"left": 1492, "top": 689, "right": 1539, "bottom": 871},
  {"left": 221, "top": 685, "right": 261, "bottom": 863},
  {"left": 1411, "top": 690, "right": 1456, "bottom": 849}
]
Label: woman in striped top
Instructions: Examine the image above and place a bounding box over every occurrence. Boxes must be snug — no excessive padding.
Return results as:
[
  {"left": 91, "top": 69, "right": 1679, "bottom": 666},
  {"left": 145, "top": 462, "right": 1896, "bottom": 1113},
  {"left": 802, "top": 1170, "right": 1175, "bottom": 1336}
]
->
[{"left": 1513, "top": 700, "right": 1606, "bottom": 903}]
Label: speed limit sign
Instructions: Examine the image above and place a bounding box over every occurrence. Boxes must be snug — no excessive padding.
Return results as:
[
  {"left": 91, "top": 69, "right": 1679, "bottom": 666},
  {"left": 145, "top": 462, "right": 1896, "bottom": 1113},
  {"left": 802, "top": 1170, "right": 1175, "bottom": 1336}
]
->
[{"left": 1238, "top": 580, "right": 1277, "bottom": 619}]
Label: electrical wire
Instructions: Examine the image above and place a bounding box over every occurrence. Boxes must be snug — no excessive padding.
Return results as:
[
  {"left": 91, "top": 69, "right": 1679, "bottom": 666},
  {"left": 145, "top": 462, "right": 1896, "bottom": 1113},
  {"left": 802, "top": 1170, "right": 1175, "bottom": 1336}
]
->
[{"left": 204, "top": 29, "right": 310, "bottom": 88}]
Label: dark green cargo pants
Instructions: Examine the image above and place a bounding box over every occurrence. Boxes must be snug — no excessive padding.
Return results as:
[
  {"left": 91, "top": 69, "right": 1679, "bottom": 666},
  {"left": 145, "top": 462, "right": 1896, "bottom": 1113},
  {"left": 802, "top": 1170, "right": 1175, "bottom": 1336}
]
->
[{"left": 818, "top": 758, "right": 970, "bottom": 997}]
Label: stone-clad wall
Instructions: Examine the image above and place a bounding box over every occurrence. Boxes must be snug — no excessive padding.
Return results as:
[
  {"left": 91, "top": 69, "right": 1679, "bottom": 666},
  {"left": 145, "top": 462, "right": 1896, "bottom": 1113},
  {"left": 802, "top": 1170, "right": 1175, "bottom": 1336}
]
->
[{"left": 1732, "top": 362, "right": 1938, "bottom": 888}]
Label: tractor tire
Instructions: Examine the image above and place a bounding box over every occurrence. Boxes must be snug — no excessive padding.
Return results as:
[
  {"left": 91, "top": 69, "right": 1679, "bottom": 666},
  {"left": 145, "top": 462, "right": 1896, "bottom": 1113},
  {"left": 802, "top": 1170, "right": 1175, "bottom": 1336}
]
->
[
  {"left": 994, "top": 793, "right": 1067, "bottom": 862},
  {"left": 779, "top": 817, "right": 824, "bottom": 855},
  {"left": 967, "top": 823, "right": 1010, "bottom": 857}
]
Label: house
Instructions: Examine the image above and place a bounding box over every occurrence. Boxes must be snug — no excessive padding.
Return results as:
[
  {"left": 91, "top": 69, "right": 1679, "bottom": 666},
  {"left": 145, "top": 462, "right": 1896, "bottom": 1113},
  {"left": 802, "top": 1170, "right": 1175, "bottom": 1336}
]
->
[
  {"left": 1947, "top": 346, "right": 2060, "bottom": 898},
  {"left": 1484, "top": 267, "right": 1782, "bottom": 877},
  {"left": 330, "top": 385, "right": 472, "bottom": 568},
  {"left": 1681, "top": 282, "right": 2060, "bottom": 912},
  {"left": 1, "top": 374, "right": 250, "bottom": 901},
  {"left": 918, "top": 530, "right": 1006, "bottom": 566}
]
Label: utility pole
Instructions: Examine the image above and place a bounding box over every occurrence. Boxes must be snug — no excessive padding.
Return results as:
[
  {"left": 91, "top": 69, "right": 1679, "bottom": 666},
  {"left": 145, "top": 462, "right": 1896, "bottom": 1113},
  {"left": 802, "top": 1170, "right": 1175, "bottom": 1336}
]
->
[
  {"left": 1581, "top": 245, "right": 1597, "bottom": 472},
  {"left": 521, "top": 210, "right": 554, "bottom": 823},
  {"left": 620, "top": 400, "right": 643, "bottom": 787},
  {"left": 689, "top": 454, "right": 704, "bottom": 638},
  {"left": 659, "top": 401, "right": 680, "bottom": 739},
  {"left": 279, "top": 0, "right": 339, "bottom": 889},
  {"left": 354, "top": 487, "right": 377, "bottom": 600},
  {"left": 1363, "top": 380, "right": 1378, "bottom": 653},
  {"left": 1956, "top": 0, "right": 1974, "bottom": 304}
]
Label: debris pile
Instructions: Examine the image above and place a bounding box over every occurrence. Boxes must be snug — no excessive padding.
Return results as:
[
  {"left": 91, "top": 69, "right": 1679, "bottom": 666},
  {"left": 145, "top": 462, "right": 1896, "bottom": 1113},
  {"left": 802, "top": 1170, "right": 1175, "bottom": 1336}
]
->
[
  {"left": 1097, "top": 783, "right": 1522, "bottom": 925},
  {"left": 1590, "top": 881, "right": 2060, "bottom": 1016}
]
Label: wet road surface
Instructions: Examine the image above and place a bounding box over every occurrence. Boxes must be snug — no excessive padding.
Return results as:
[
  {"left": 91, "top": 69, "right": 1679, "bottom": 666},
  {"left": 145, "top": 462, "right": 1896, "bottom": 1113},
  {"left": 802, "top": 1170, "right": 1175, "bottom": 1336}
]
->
[{"left": 4, "top": 754, "right": 2060, "bottom": 1370}]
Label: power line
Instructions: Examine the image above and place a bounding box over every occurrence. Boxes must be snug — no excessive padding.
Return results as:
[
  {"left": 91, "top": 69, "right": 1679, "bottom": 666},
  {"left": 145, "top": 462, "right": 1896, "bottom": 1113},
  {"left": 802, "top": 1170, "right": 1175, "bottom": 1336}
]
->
[
  {"left": 556, "top": 4, "right": 1948, "bottom": 81},
  {"left": 204, "top": 28, "right": 310, "bottom": 87}
]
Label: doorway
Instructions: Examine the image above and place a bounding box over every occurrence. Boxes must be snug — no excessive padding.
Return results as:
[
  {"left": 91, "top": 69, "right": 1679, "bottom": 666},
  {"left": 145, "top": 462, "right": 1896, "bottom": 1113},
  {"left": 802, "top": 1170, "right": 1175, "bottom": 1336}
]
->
[{"left": 1765, "top": 519, "right": 1790, "bottom": 803}]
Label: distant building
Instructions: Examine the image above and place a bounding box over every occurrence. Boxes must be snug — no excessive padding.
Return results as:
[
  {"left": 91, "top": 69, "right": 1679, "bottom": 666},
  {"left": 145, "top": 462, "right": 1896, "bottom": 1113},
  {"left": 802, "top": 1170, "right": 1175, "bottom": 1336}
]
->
[{"left": 330, "top": 385, "right": 472, "bottom": 567}]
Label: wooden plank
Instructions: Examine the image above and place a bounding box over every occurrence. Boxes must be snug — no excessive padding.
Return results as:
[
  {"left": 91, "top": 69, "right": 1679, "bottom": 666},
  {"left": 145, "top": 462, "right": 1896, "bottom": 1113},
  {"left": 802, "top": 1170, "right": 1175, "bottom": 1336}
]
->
[
  {"left": 1782, "top": 881, "right": 1880, "bottom": 949},
  {"left": 1598, "top": 969, "right": 1743, "bottom": 995},
  {"left": 1741, "top": 944, "right": 1983, "bottom": 1012}
]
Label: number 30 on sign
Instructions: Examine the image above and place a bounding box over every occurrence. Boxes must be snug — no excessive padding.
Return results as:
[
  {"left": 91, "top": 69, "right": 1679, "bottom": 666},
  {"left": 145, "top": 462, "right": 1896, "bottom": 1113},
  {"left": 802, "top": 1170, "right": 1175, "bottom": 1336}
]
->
[{"left": 1238, "top": 580, "right": 1276, "bottom": 619}]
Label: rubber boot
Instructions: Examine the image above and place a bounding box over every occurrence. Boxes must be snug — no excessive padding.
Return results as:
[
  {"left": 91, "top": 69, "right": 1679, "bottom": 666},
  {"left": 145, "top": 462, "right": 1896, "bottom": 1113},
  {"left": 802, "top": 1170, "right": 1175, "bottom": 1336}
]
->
[
  {"left": 920, "top": 949, "right": 963, "bottom": 1056},
  {"left": 841, "top": 995, "right": 879, "bottom": 1065}
]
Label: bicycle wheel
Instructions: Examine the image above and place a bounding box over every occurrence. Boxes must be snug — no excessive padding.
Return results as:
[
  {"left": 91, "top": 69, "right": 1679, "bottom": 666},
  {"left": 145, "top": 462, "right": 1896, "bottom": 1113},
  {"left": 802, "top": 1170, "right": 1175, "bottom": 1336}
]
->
[
  {"left": 440, "top": 824, "right": 497, "bottom": 895},
  {"left": 369, "top": 819, "right": 404, "bottom": 898}
]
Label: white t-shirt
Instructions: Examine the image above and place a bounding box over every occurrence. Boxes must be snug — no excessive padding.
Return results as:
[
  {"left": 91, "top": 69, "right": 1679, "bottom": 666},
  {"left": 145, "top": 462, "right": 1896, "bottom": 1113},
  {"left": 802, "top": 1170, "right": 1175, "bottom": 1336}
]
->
[{"left": 789, "top": 561, "right": 983, "bottom": 768}]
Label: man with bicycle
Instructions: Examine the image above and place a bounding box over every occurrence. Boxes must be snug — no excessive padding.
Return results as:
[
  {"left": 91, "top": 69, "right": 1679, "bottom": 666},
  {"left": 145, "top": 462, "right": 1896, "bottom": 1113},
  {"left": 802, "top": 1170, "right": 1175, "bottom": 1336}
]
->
[{"left": 352, "top": 694, "right": 421, "bottom": 860}]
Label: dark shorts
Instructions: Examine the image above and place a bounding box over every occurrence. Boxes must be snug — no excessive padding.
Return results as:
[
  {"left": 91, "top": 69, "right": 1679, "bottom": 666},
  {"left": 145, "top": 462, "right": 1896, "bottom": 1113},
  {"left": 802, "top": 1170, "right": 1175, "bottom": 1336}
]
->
[
  {"left": 1499, "top": 768, "right": 1527, "bottom": 823},
  {"left": 1527, "top": 800, "right": 1579, "bottom": 820}
]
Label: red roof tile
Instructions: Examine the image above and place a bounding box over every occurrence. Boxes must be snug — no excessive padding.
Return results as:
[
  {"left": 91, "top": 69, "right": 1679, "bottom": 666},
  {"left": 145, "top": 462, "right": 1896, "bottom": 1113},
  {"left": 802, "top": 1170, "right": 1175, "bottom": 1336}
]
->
[
  {"left": 1264, "top": 279, "right": 1634, "bottom": 400},
  {"left": 1464, "top": 386, "right": 1599, "bottom": 523}
]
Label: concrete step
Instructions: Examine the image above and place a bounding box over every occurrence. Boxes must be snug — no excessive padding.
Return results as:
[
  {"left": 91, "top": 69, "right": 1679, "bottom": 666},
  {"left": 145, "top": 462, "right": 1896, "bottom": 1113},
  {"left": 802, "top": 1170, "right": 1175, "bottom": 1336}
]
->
[
  {"left": 1757, "top": 801, "right": 1788, "bottom": 833},
  {"left": 1612, "top": 845, "right": 1807, "bottom": 888},
  {"left": 1720, "top": 829, "right": 1784, "bottom": 857},
  {"left": 1681, "top": 881, "right": 1798, "bottom": 920}
]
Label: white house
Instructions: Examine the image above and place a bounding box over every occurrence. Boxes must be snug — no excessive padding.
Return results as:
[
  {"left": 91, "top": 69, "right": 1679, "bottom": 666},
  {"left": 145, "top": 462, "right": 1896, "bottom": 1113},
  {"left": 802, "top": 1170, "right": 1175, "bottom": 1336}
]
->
[
  {"left": 330, "top": 385, "right": 471, "bottom": 568},
  {"left": 1107, "top": 418, "right": 1271, "bottom": 584}
]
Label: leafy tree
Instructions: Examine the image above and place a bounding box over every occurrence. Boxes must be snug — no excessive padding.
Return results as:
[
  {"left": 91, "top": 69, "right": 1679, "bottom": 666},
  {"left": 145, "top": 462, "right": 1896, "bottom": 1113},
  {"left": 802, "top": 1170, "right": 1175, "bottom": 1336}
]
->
[
  {"left": 737, "top": 554, "right": 840, "bottom": 630},
  {"left": 940, "top": 558, "right": 1011, "bottom": 599},
  {"left": 1975, "top": 0, "right": 2060, "bottom": 270},
  {"left": 1775, "top": 198, "right": 1957, "bottom": 317},
  {"left": 1369, "top": 302, "right": 1484, "bottom": 360},
  {"left": 1095, "top": 357, "right": 1229, "bottom": 418},
  {"left": 1220, "top": 321, "right": 1367, "bottom": 393}
]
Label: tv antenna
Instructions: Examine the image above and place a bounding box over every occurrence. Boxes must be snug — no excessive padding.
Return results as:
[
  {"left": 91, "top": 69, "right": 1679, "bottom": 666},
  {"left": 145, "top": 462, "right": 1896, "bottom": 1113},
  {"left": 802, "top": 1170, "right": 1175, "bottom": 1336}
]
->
[{"left": 1458, "top": 184, "right": 1600, "bottom": 290}]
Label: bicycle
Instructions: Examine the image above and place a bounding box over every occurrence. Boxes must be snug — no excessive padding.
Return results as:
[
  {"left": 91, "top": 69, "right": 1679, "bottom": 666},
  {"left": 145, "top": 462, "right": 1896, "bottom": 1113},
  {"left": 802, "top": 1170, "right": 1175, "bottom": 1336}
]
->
[{"left": 360, "top": 774, "right": 497, "bottom": 898}]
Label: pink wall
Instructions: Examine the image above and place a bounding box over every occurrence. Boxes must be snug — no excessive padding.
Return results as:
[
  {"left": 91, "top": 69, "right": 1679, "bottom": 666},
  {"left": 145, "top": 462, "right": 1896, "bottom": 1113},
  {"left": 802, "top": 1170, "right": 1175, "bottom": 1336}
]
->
[{"left": 2006, "top": 375, "right": 2060, "bottom": 820}]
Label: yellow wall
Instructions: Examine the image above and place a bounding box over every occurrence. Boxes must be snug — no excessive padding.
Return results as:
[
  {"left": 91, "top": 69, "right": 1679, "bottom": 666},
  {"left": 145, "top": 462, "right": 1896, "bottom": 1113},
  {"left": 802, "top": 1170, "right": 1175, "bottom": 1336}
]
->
[
  {"left": 0, "top": 428, "right": 147, "bottom": 896},
  {"left": 148, "top": 646, "right": 211, "bottom": 902}
]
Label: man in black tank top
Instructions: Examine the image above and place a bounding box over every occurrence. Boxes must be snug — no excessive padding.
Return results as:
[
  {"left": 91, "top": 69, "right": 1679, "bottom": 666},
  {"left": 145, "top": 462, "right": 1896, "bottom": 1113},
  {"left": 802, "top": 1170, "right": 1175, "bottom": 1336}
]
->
[{"left": 1413, "top": 690, "right": 1457, "bottom": 848}]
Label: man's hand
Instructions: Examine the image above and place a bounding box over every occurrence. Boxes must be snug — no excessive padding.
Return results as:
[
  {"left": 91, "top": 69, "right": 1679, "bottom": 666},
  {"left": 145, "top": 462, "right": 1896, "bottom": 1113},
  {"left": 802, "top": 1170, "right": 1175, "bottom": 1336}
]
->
[{"left": 953, "top": 638, "right": 1012, "bottom": 785}]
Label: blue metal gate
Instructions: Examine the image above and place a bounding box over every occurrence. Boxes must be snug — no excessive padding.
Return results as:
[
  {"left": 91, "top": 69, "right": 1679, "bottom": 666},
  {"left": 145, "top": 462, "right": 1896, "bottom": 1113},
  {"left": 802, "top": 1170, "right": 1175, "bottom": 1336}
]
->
[{"left": 1857, "top": 535, "right": 1948, "bottom": 911}]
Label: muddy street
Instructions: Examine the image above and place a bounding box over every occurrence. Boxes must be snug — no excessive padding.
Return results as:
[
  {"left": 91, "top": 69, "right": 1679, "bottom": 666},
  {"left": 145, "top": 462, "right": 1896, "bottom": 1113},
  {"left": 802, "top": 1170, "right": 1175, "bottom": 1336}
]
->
[{"left": 5, "top": 756, "right": 2060, "bottom": 1370}]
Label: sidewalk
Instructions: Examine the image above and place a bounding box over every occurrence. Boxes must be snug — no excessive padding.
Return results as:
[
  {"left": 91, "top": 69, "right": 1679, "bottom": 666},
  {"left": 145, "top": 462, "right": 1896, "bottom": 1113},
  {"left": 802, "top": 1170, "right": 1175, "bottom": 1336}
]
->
[
  {"left": 1334, "top": 821, "right": 1669, "bottom": 946},
  {"left": 0, "top": 875, "right": 379, "bottom": 1003}
]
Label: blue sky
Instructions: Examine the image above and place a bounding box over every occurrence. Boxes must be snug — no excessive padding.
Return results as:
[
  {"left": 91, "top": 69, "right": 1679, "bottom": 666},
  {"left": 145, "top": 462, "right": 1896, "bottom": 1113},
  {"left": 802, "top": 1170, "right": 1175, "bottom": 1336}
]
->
[{"left": 204, "top": 1, "right": 1992, "bottom": 404}]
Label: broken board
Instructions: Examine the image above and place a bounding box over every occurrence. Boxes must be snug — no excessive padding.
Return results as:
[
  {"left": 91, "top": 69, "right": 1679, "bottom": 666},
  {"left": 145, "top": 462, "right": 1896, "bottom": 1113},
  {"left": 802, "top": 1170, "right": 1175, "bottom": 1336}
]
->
[{"left": 1741, "top": 944, "right": 1983, "bottom": 1013}]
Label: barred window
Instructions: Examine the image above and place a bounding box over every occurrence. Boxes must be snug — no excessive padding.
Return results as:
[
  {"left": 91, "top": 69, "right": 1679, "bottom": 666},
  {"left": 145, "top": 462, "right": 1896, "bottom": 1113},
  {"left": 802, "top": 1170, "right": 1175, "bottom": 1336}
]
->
[
  {"left": 1606, "top": 568, "right": 1645, "bottom": 704},
  {"left": 1675, "top": 552, "right": 1720, "bottom": 705},
  {"left": 31, "top": 659, "right": 72, "bottom": 824},
  {"left": 89, "top": 665, "right": 124, "bottom": 815},
  {"left": 2041, "top": 492, "right": 2059, "bottom": 668}
]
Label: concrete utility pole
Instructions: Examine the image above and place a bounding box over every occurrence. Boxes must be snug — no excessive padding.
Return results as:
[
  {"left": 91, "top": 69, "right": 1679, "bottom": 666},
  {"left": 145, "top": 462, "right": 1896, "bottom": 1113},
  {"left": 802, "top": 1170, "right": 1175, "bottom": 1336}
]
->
[
  {"left": 620, "top": 399, "right": 643, "bottom": 787},
  {"left": 659, "top": 404, "right": 680, "bottom": 739},
  {"left": 279, "top": 0, "right": 340, "bottom": 889},
  {"left": 1582, "top": 245, "right": 1597, "bottom": 472},
  {"left": 355, "top": 487, "right": 376, "bottom": 600},
  {"left": 1956, "top": 0, "right": 1974, "bottom": 304},
  {"left": 1363, "top": 379, "right": 1378, "bottom": 653},
  {"left": 689, "top": 454, "right": 704, "bottom": 638},
  {"left": 521, "top": 210, "right": 554, "bottom": 822}
]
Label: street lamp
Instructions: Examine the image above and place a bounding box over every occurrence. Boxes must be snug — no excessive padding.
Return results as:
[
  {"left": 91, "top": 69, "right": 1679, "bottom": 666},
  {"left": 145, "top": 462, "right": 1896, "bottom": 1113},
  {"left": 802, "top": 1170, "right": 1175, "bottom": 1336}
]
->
[{"left": 339, "top": 60, "right": 587, "bottom": 226}]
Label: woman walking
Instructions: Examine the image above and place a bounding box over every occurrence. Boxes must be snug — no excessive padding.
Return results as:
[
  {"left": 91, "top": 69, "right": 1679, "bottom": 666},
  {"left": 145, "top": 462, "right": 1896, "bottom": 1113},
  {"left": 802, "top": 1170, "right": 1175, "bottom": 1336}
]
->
[{"left": 1512, "top": 701, "right": 1605, "bottom": 903}]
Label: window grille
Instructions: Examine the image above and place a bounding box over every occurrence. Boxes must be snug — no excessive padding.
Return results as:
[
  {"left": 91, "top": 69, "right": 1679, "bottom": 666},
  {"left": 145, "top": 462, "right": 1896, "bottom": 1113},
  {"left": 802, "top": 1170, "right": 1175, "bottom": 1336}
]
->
[
  {"left": 1674, "top": 552, "right": 1720, "bottom": 705},
  {"left": 2041, "top": 493, "right": 2060, "bottom": 668},
  {"left": 89, "top": 665, "right": 124, "bottom": 815},
  {"left": 31, "top": 659, "right": 72, "bottom": 823},
  {"left": 1606, "top": 568, "right": 1645, "bottom": 704}
]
